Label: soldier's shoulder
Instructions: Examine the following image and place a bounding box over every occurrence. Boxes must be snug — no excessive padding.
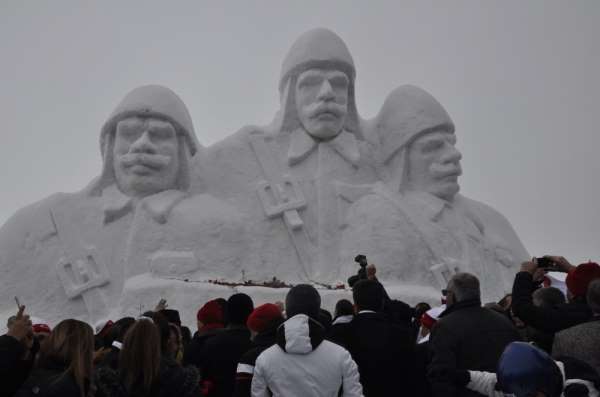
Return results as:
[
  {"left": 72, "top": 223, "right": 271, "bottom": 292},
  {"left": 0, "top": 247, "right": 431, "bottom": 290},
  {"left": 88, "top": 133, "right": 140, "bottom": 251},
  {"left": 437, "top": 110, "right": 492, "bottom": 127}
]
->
[
  {"left": 0, "top": 192, "right": 76, "bottom": 232},
  {"left": 455, "top": 194, "right": 509, "bottom": 221}
]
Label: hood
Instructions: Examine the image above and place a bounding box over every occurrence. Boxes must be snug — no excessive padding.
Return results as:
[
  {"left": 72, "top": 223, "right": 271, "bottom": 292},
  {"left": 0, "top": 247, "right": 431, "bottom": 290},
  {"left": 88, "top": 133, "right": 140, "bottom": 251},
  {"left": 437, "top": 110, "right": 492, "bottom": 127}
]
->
[
  {"left": 273, "top": 28, "right": 362, "bottom": 139},
  {"left": 376, "top": 84, "right": 454, "bottom": 164},
  {"left": 276, "top": 314, "right": 325, "bottom": 355},
  {"left": 90, "top": 85, "right": 200, "bottom": 196}
]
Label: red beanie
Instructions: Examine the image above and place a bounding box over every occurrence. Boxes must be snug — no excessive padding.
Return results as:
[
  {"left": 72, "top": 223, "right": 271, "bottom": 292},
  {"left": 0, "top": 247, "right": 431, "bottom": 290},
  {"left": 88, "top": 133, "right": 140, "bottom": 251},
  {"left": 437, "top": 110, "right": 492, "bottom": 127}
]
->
[
  {"left": 197, "top": 300, "right": 224, "bottom": 325},
  {"left": 246, "top": 303, "right": 283, "bottom": 333},
  {"left": 32, "top": 324, "right": 51, "bottom": 333},
  {"left": 566, "top": 262, "right": 600, "bottom": 297}
]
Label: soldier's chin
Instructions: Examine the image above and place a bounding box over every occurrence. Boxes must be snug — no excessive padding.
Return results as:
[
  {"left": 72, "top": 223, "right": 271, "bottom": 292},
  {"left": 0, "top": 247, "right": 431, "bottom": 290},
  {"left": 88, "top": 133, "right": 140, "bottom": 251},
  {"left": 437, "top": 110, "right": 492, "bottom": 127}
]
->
[
  {"left": 119, "top": 176, "right": 174, "bottom": 197},
  {"left": 433, "top": 182, "right": 460, "bottom": 201},
  {"left": 305, "top": 123, "right": 342, "bottom": 140}
]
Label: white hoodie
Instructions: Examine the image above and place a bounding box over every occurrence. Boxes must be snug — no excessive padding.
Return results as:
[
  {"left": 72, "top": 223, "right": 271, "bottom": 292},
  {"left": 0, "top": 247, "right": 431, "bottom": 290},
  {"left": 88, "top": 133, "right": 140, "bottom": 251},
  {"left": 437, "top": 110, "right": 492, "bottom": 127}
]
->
[{"left": 251, "top": 314, "right": 364, "bottom": 397}]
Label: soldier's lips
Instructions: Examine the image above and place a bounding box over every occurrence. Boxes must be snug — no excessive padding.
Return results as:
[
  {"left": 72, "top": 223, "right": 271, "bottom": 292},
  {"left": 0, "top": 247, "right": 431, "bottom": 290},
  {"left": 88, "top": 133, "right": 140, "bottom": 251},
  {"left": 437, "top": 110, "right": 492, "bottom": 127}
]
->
[
  {"left": 119, "top": 154, "right": 171, "bottom": 172},
  {"left": 314, "top": 111, "right": 339, "bottom": 120}
]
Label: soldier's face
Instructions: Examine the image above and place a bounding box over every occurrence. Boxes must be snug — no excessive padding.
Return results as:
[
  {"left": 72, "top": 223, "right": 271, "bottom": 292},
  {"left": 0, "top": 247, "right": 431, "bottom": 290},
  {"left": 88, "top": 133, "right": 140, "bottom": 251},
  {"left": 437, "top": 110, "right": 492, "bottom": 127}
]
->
[
  {"left": 406, "top": 130, "right": 462, "bottom": 201},
  {"left": 295, "top": 69, "right": 349, "bottom": 140},
  {"left": 113, "top": 117, "right": 180, "bottom": 197}
]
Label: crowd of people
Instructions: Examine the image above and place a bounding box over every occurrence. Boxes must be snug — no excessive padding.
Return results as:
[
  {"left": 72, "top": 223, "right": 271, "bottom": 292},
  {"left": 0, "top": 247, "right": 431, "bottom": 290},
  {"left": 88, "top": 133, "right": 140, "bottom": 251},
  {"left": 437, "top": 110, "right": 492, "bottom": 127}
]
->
[{"left": 1, "top": 255, "right": 600, "bottom": 397}]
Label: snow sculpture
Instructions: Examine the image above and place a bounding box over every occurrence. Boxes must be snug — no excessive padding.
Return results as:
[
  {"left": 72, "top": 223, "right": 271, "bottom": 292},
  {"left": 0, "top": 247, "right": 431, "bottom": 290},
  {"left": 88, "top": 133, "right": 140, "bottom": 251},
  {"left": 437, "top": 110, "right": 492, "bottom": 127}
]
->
[
  {"left": 339, "top": 85, "right": 529, "bottom": 300},
  {"left": 0, "top": 85, "right": 248, "bottom": 325},
  {"left": 0, "top": 29, "right": 531, "bottom": 327},
  {"left": 200, "top": 28, "right": 378, "bottom": 284}
]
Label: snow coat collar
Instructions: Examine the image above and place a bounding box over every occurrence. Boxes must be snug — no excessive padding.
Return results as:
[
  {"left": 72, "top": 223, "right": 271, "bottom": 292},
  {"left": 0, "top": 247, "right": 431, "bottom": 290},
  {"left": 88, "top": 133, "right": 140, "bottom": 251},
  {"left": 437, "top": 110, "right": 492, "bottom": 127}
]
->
[
  {"left": 287, "top": 128, "right": 360, "bottom": 167},
  {"left": 276, "top": 314, "right": 325, "bottom": 354}
]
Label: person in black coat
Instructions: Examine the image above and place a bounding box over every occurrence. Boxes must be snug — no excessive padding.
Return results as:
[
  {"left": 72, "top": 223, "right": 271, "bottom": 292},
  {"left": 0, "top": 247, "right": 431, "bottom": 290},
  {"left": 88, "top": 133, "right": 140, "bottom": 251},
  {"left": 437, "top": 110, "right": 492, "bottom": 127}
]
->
[
  {"left": 233, "top": 303, "right": 284, "bottom": 397},
  {"left": 329, "top": 279, "right": 417, "bottom": 397},
  {"left": 94, "top": 317, "right": 200, "bottom": 397},
  {"left": 1, "top": 306, "right": 39, "bottom": 397},
  {"left": 428, "top": 272, "right": 521, "bottom": 397},
  {"left": 16, "top": 319, "right": 94, "bottom": 397},
  {"left": 184, "top": 299, "right": 226, "bottom": 371},
  {"left": 193, "top": 293, "right": 254, "bottom": 397},
  {"left": 512, "top": 257, "right": 599, "bottom": 334},
  {"left": 96, "top": 317, "right": 135, "bottom": 370}
]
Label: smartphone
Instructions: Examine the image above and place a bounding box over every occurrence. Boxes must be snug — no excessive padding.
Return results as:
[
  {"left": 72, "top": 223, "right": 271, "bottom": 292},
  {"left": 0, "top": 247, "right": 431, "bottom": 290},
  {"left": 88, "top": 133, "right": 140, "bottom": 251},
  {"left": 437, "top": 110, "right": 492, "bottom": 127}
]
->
[
  {"left": 14, "top": 296, "right": 23, "bottom": 309},
  {"left": 536, "top": 257, "right": 555, "bottom": 269}
]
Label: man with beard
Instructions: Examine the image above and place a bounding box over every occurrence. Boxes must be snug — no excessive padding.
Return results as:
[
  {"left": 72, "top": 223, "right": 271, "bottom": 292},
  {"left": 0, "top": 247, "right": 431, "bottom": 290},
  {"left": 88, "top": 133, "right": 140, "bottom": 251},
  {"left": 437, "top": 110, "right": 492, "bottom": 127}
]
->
[
  {"left": 201, "top": 28, "right": 378, "bottom": 283},
  {"left": 340, "top": 85, "right": 529, "bottom": 300},
  {"left": 0, "top": 85, "right": 247, "bottom": 326}
]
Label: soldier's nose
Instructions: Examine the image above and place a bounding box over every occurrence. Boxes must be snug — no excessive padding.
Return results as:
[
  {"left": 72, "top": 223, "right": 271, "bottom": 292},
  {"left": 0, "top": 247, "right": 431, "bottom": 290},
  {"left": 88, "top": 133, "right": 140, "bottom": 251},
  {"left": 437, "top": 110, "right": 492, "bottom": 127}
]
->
[
  {"left": 129, "top": 131, "right": 157, "bottom": 154},
  {"left": 442, "top": 144, "right": 462, "bottom": 164},
  {"left": 316, "top": 80, "right": 335, "bottom": 101}
]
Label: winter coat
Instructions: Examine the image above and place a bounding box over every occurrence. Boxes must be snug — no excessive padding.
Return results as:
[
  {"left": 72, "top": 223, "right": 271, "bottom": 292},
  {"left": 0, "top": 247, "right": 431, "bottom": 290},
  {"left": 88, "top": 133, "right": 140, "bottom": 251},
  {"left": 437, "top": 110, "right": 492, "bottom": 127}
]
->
[
  {"left": 233, "top": 327, "right": 278, "bottom": 397},
  {"left": 252, "top": 314, "right": 363, "bottom": 397},
  {"left": 466, "top": 358, "right": 600, "bottom": 397},
  {"left": 512, "top": 272, "right": 592, "bottom": 333},
  {"left": 15, "top": 359, "right": 89, "bottom": 397},
  {"left": 192, "top": 326, "right": 252, "bottom": 397},
  {"left": 94, "top": 356, "right": 200, "bottom": 397},
  {"left": 1, "top": 334, "right": 38, "bottom": 397},
  {"left": 327, "top": 311, "right": 417, "bottom": 396},
  {"left": 553, "top": 316, "right": 600, "bottom": 375},
  {"left": 182, "top": 327, "right": 222, "bottom": 369},
  {"left": 428, "top": 299, "right": 521, "bottom": 397}
]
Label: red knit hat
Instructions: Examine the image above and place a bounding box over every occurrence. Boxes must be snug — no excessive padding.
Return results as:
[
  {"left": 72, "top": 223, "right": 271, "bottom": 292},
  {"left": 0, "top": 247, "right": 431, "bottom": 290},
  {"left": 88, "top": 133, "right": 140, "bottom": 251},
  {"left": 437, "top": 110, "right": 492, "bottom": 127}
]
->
[
  {"left": 197, "top": 300, "right": 224, "bottom": 325},
  {"left": 566, "top": 262, "right": 600, "bottom": 297},
  {"left": 32, "top": 324, "right": 51, "bottom": 334},
  {"left": 246, "top": 303, "right": 284, "bottom": 333}
]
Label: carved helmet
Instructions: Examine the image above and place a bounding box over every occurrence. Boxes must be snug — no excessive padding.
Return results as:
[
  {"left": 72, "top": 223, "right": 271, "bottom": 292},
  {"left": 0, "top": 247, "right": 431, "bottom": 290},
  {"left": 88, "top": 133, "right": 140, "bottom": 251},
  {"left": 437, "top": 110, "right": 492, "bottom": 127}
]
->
[
  {"left": 376, "top": 85, "right": 454, "bottom": 164},
  {"left": 92, "top": 85, "right": 200, "bottom": 195},
  {"left": 276, "top": 28, "right": 361, "bottom": 138}
]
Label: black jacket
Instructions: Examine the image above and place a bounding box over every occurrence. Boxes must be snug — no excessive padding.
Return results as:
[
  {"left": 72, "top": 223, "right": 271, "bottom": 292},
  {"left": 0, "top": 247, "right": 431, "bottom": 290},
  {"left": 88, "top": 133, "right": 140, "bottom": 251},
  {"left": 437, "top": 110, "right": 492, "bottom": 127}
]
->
[
  {"left": 94, "top": 356, "right": 200, "bottom": 397},
  {"left": 182, "top": 327, "right": 222, "bottom": 369},
  {"left": 512, "top": 272, "right": 592, "bottom": 333},
  {"left": 428, "top": 299, "right": 521, "bottom": 397},
  {"left": 328, "top": 311, "right": 418, "bottom": 397},
  {"left": 192, "top": 326, "right": 252, "bottom": 397},
  {"left": 232, "top": 327, "right": 278, "bottom": 397},
  {"left": 1, "top": 335, "right": 38, "bottom": 397},
  {"left": 15, "top": 360, "right": 89, "bottom": 397}
]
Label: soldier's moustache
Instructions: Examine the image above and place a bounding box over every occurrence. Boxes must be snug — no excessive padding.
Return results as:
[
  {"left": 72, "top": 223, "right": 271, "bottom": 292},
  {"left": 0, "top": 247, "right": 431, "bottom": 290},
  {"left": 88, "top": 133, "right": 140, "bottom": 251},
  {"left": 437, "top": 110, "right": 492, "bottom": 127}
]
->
[
  {"left": 430, "top": 163, "right": 462, "bottom": 179},
  {"left": 120, "top": 153, "right": 171, "bottom": 169},
  {"left": 308, "top": 102, "right": 345, "bottom": 119}
]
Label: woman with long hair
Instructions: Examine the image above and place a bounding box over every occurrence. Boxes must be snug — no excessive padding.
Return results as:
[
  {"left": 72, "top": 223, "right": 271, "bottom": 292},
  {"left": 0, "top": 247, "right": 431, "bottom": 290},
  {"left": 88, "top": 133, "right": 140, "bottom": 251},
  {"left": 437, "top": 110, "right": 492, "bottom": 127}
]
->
[
  {"left": 15, "top": 319, "right": 94, "bottom": 397},
  {"left": 95, "top": 315, "right": 200, "bottom": 397}
]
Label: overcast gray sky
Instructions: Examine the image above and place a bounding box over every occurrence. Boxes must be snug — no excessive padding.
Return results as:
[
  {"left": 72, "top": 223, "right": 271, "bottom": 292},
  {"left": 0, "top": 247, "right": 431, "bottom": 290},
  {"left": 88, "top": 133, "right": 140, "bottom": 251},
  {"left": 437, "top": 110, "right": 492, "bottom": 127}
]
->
[{"left": 1, "top": 1, "right": 598, "bottom": 265}]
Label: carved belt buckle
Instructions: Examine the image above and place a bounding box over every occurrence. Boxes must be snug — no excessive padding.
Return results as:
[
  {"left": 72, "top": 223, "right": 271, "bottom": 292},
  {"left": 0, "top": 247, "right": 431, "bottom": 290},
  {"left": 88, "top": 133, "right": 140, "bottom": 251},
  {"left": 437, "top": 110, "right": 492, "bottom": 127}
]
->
[
  {"left": 56, "top": 246, "right": 110, "bottom": 299},
  {"left": 257, "top": 175, "right": 307, "bottom": 218}
]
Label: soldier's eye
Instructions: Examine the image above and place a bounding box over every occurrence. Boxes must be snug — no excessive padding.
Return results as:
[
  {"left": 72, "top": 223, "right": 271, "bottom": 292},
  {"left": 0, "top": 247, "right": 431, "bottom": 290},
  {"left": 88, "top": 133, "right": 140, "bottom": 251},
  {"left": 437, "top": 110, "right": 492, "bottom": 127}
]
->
[
  {"left": 422, "top": 140, "right": 443, "bottom": 152},
  {"left": 298, "top": 76, "right": 322, "bottom": 89}
]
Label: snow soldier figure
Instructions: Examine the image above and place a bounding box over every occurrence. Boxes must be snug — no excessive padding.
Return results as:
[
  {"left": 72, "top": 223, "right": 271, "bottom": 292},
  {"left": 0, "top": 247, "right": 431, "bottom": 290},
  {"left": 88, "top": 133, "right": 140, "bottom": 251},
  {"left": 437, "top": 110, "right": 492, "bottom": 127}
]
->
[
  {"left": 0, "top": 85, "right": 247, "bottom": 325},
  {"left": 201, "top": 28, "right": 378, "bottom": 283},
  {"left": 340, "top": 85, "right": 529, "bottom": 300}
]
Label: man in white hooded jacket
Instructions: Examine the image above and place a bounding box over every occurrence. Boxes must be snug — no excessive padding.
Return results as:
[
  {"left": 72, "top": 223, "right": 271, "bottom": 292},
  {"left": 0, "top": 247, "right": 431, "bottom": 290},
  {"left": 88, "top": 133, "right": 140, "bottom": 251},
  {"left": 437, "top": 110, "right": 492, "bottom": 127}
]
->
[{"left": 251, "top": 284, "right": 363, "bottom": 397}]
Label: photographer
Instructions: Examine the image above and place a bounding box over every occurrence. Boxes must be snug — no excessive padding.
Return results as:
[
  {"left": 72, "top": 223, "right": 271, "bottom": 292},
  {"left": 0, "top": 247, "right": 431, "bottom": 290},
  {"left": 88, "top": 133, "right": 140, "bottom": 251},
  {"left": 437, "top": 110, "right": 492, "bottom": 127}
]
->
[
  {"left": 511, "top": 256, "right": 600, "bottom": 334},
  {"left": 347, "top": 255, "right": 413, "bottom": 326},
  {"left": 1, "top": 305, "right": 39, "bottom": 396}
]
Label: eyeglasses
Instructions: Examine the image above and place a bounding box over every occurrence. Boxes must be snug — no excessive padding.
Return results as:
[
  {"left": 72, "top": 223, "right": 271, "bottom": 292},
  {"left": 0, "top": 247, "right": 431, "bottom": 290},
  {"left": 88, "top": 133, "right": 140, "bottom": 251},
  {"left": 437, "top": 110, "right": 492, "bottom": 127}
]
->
[{"left": 441, "top": 289, "right": 450, "bottom": 296}]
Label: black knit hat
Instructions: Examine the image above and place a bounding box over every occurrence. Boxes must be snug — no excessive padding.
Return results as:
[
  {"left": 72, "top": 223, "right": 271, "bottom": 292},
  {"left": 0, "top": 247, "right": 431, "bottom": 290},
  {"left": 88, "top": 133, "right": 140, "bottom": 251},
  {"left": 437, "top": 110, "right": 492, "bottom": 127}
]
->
[{"left": 227, "top": 293, "right": 254, "bottom": 326}]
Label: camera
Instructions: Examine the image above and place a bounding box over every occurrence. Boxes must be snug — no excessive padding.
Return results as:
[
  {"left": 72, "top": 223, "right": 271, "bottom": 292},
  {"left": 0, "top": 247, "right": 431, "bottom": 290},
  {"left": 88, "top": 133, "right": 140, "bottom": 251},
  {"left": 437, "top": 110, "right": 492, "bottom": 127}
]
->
[
  {"left": 535, "top": 257, "right": 555, "bottom": 269},
  {"left": 354, "top": 254, "right": 368, "bottom": 268}
]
